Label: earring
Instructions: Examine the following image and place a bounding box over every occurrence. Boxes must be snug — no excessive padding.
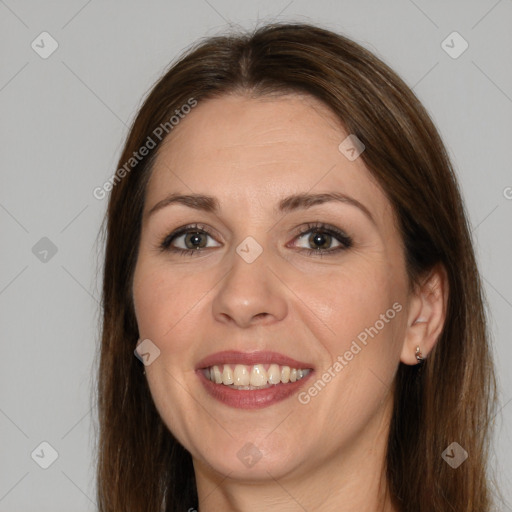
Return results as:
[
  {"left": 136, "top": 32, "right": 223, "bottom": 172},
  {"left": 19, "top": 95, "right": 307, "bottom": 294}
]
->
[{"left": 415, "top": 346, "right": 424, "bottom": 363}]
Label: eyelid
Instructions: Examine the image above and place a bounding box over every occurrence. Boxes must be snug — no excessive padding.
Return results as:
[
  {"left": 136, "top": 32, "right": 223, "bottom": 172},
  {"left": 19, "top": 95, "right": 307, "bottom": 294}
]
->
[
  {"left": 287, "top": 222, "right": 353, "bottom": 252},
  {"left": 159, "top": 223, "right": 220, "bottom": 251},
  {"left": 158, "top": 221, "right": 353, "bottom": 255}
]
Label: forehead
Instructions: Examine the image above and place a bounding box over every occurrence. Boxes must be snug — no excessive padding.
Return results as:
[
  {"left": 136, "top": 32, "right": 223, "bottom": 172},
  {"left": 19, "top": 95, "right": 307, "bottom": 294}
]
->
[{"left": 144, "top": 93, "right": 393, "bottom": 228}]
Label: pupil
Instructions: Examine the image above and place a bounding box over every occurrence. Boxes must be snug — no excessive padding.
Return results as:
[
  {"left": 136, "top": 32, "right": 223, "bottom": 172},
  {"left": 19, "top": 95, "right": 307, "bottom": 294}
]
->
[
  {"left": 186, "top": 232, "right": 205, "bottom": 249},
  {"left": 310, "top": 231, "right": 330, "bottom": 249}
]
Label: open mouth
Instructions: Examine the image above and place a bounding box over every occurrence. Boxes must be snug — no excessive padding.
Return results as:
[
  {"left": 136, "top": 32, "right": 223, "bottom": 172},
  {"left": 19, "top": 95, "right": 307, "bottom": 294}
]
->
[
  {"left": 195, "top": 351, "right": 315, "bottom": 409},
  {"left": 202, "top": 363, "right": 312, "bottom": 389}
]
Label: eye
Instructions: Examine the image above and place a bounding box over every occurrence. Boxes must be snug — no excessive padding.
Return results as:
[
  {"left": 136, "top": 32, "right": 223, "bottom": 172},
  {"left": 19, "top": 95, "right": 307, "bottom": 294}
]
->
[
  {"left": 158, "top": 222, "right": 352, "bottom": 257},
  {"left": 290, "top": 222, "right": 353, "bottom": 256},
  {"left": 159, "top": 223, "right": 221, "bottom": 255}
]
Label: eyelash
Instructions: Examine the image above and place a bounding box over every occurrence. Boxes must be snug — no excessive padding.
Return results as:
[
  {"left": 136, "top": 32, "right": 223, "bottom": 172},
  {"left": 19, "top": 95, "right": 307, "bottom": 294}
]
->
[{"left": 158, "top": 222, "right": 353, "bottom": 258}]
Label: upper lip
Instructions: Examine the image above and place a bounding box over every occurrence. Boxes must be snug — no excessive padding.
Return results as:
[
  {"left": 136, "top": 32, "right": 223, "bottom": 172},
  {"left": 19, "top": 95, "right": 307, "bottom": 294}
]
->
[{"left": 196, "top": 350, "right": 314, "bottom": 370}]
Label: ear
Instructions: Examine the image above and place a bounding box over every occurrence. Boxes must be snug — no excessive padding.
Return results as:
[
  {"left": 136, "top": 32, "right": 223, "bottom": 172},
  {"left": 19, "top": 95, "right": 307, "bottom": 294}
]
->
[{"left": 400, "top": 263, "right": 449, "bottom": 365}]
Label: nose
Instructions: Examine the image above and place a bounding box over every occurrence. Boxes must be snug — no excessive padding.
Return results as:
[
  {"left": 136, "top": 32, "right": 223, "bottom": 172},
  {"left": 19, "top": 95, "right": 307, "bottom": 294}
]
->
[{"left": 212, "top": 247, "right": 288, "bottom": 328}]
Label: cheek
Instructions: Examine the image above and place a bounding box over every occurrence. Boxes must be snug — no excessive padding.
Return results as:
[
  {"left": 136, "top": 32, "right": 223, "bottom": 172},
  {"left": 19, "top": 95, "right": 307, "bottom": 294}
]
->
[
  {"left": 133, "top": 259, "right": 201, "bottom": 345},
  {"left": 288, "top": 262, "right": 402, "bottom": 355},
  {"left": 132, "top": 260, "right": 206, "bottom": 446}
]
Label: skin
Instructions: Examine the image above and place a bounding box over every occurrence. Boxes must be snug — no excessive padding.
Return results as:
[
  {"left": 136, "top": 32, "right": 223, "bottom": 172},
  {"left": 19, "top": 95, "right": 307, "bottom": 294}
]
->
[{"left": 132, "top": 93, "right": 448, "bottom": 512}]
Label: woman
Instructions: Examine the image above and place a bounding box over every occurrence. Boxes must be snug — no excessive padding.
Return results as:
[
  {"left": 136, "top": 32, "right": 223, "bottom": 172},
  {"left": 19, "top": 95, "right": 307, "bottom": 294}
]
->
[{"left": 95, "top": 23, "right": 500, "bottom": 511}]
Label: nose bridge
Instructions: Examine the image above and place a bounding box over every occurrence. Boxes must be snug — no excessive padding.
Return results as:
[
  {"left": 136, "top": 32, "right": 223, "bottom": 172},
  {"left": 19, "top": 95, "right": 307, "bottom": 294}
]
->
[{"left": 212, "top": 236, "right": 288, "bottom": 327}]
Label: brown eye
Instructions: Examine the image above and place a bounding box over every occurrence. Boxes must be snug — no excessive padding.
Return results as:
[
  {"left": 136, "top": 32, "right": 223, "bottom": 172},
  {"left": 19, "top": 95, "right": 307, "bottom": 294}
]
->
[
  {"left": 306, "top": 230, "right": 334, "bottom": 250},
  {"left": 183, "top": 231, "right": 208, "bottom": 249},
  {"left": 292, "top": 223, "right": 352, "bottom": 255},
  {"left": 160, "top": 224, "right": 221, "bottom": 254}
]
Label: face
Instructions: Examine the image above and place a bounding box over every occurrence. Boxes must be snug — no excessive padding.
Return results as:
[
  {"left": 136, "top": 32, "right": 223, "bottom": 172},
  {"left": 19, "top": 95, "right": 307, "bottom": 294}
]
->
[{"left": 132, "top": 93, "right": 411, "bottom": 482}]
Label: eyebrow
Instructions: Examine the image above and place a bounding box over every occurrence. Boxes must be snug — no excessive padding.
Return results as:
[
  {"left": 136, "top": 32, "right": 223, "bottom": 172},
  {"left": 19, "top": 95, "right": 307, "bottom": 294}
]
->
[{"left": 147, "top": 192, "right": 375, "bottom": 225}]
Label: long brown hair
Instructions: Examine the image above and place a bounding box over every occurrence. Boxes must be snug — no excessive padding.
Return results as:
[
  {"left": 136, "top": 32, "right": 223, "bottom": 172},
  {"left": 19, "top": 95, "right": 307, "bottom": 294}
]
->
[{"left": 94, "top": 23, "right": 500, "bottom": 511}]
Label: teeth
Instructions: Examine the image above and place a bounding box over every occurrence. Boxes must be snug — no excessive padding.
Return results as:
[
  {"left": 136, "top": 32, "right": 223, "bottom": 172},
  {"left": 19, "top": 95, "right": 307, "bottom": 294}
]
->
[
  {"left": 268, "top": 364, "right": 281, "bottom": 384},
  {"left": 212, "top": 365, "right": 223, "bottom": 384},
  {"left": 250, "top": 364, "right": 267, "bottom": 387},
  {"left": 222, "top": 364, "right": 234, "bottom": 385},
  {"left": 206, "top": 363, "right": 311, "bottom": 388},
  {"left": 233, "top": 364, "right": 250, "bottom": 386}
]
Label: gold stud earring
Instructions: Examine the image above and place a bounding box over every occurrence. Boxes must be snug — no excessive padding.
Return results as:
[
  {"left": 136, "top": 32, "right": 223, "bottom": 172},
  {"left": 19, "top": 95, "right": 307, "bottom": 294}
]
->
[{"left": 415, "top": 346, "right": 424, "bottom": 363}]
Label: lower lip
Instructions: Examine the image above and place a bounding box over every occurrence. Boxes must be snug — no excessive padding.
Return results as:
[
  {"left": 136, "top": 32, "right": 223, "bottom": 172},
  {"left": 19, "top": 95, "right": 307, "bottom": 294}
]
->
[{"left": 196, "top": 370, "right": 314, "bottom": 409}]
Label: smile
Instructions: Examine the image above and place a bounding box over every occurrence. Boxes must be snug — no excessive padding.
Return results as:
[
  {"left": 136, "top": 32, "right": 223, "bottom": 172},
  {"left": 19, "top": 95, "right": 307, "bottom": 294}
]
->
[
  {"left": 196, "top": 351, "right": 315, "bottom": 409},
  {"left": 203, "top": 363, "right": 312, "bottom": 389}
]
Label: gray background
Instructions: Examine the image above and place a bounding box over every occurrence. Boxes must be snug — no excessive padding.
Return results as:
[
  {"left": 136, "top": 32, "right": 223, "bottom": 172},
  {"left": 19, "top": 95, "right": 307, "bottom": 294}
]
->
[{"left": 1, "top": 0, "right": 511, "bottom": 510}]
